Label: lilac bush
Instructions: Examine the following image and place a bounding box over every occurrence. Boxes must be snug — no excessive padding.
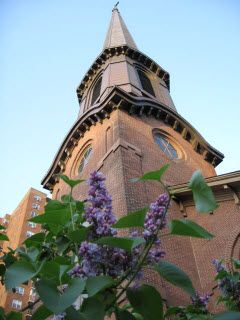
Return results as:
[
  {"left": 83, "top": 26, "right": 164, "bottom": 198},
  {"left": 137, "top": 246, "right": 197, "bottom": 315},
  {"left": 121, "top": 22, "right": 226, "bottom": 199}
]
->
[
  {"left": 70, "top": 171, "right": 167, "bottom": 281},
  {"left": 2, "top": 167, "right": 237, "bottom": 320}
]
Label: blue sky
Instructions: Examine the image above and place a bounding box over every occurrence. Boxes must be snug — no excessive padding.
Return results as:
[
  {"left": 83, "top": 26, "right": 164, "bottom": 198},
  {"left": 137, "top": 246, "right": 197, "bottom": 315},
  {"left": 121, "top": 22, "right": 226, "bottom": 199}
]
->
[{"left": 0, "top": 0, "right": 239, "bottom": 215}]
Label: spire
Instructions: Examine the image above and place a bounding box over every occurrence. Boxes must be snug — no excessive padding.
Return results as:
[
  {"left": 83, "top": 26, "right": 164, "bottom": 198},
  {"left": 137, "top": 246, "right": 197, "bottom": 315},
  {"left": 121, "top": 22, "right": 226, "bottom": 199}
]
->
[{"left": 103, "top": 6, "right": 137, "bottom": 50}]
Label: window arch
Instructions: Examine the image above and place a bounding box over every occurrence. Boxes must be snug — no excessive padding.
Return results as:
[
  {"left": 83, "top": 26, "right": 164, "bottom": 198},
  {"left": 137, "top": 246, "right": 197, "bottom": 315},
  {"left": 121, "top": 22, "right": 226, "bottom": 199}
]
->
[
  {"left": 91, "top": 77, "right": 102, "bottom": 106},
  {"left": 137, "top": 69, "right": 155, "bottom": 97},
  {"left": 153, "top": 131, "right": 179, "bottom": 159},
  {"left": 78, "top": 145, "right": 93, "bottom": 174}
]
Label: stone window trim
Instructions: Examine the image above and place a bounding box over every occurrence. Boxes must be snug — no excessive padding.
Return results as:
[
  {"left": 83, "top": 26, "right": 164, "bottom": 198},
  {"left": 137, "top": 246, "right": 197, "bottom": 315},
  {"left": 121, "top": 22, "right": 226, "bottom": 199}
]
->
[
  {"left": 12, "top": 299, "right": 22, "bottom": 310},
  {"left": 34, "top": 195, "right": 41, "bottom": 202},
  {"left": 28, "top": 221, "right": 37, "bottom": 229},
  {"left": 32, "top": 203, "right": 40, "bottom": 210},
  {"left": 30, "top": 211, "right": 38, "bottom": 218},
  {"left": 15, "top": 286, "right": 25, "bottom": 295},
  {"left": 152, "top": 128, "right": 185, "bottom": 161}
]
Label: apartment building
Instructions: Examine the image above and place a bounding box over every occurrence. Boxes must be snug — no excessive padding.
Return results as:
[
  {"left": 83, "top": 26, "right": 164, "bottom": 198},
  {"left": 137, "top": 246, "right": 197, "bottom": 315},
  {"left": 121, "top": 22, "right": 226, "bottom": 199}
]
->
[{"left": 0, "top": 188, "right": 47, "bottom": 315}]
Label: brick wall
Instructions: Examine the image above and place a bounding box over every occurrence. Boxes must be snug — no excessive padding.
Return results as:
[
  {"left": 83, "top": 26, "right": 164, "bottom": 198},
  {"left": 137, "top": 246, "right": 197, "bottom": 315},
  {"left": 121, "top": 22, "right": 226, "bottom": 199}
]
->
[{"left": 49, "top": 108, "right": 239, "bottom": 307}]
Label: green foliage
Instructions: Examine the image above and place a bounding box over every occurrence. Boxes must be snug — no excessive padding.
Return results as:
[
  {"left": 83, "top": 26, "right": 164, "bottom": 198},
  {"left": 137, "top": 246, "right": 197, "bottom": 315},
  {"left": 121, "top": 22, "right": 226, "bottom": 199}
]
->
[
  {"left": 0, "top": 308, "right": 23, "bottom": 320},
  {"left": 68, "top": 227, "right": 89, "bottom": 243},
  {"left": 189, "top": 170, "right": 218, "bottom": 213},
  {"left": 96, "top": 236, "right": 145, "bottom": 252},
  {"left": 154, "top": 260, "right": 195, "bottom": 296},
  {"left": 232, "top": 259, "right": 240, "bottom": 269},
  {"left": 31, "top": 305, "right": 52, "bottom": 320},
  {"left": 80, "top": 297, "right": 105, "bottom": 320},
  {"left": 169, "top": 219, "right": 214, "bottom": 239},
  {"left": 86, "top": 276, "right": 114, "bottom": 297},
  {"left": 35, "top": 278, "right": 85, "bottom": 314},
  {"left": 59, "top": 174, "right": 84, "bottom": 188},
  {"left": 0, "top": 234, "right": 9, "bottom": 241},
  {"left": 5, "top": 260, "right": 40, "bottom": 290},
  {"left": 6, "top": 312, "right": 22, "bottom": 320},
  {"left": 132, "top": 164, "right": 170, "bottom": 182},
  {"left": 113, "top": 208, "right": 148, "bottom": 228},
  {"left": 0, "top": 225, "right": 9, "bottom": 242},
  {"left": 116, "top": 310, "right": 137, "bottom": 319},
  {"left": 127, "top": 284, "right": 163, "bottom": 320},
  {"left": 29, "top": 200, "right": 71, "bottom": 225},
  {"left": 213, "top": 311, "right": 240, "bottom": 320},
  {"left": 24, "top": 232, "right": 45, "bottom": 248}
]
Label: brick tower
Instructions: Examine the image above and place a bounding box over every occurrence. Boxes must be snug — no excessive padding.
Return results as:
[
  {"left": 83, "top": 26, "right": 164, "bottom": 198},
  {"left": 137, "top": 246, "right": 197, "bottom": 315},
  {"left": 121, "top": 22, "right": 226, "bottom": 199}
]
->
[{"left": 42, "top": 7, "right": 240, "bottom": 308}]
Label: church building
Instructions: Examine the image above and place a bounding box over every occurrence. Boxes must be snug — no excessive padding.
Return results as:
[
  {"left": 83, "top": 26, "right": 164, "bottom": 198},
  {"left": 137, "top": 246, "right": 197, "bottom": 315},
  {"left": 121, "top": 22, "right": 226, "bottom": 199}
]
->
[{"left": 42, "top": 7, "right": 240, "bottom": 308}]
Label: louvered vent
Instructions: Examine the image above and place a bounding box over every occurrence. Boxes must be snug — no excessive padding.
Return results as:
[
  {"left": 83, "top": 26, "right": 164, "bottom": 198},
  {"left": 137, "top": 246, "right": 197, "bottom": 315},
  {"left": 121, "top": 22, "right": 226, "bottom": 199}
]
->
[
  {"left": 91, "top": 77, "right": 102, "bottom": 105},
  {"left": 137, "top": 69, "right": 155, "bottom": 97}
]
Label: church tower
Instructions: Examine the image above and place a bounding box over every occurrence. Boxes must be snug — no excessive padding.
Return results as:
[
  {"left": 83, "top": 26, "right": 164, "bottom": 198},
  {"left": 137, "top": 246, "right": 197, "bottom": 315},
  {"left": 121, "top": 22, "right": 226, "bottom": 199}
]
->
[{"left": 42, "top": 7, "right": 240, "bottom": 307}]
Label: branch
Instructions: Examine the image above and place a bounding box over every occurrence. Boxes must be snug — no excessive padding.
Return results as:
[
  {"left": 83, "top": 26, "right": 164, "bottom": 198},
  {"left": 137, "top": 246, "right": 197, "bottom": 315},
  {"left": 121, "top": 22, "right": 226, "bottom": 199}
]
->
[{"left": 21, "top": 298, "right": 40, "bottom": 312}]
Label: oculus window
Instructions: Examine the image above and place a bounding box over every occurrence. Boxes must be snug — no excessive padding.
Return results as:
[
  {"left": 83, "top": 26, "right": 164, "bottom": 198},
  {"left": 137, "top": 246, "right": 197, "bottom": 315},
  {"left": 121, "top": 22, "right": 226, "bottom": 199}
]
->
[
  {"left": 154, "top": 132, "right": 178, "bottom": 159},
  {"left": 78, "top": 146, "right": 93, "bottom": 174},
  {"left": 137, "top": 69, "right": 155, "bottom": 97}
]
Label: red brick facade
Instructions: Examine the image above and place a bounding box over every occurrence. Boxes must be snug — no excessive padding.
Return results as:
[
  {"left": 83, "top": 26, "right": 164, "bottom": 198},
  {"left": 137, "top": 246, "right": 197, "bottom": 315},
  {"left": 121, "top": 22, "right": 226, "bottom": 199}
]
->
[{"left": 0, "top": 188, "right": 47, "bottom": 314}]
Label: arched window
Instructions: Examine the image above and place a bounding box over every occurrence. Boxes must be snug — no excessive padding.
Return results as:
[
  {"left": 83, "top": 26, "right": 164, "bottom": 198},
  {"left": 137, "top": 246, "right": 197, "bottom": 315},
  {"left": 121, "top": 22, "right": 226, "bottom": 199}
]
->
[
  {"left": 137, "top": 69, "right": 155, "bottom": 97},
  {"left": 91, "top": 77, "right": 102, "bottom": 106},
  {"left": 78, "top": 146, "right": 93, "bottom": 174},
  {"left": 154, "top": 132, "right": 178, "bottom": 159}
]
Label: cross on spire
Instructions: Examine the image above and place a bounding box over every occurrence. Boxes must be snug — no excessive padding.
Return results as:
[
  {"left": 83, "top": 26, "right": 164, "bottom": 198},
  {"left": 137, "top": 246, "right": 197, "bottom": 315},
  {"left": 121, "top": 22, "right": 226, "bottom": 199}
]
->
[{"left": 113, "top": 1, "right": 119, "bottom": 11}]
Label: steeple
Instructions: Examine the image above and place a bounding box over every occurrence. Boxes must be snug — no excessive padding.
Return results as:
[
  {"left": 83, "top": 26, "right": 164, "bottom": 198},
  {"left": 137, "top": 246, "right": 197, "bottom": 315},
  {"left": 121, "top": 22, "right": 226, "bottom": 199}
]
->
[{"left": 103, "top": 7, "right": 137, "bottom": 49}]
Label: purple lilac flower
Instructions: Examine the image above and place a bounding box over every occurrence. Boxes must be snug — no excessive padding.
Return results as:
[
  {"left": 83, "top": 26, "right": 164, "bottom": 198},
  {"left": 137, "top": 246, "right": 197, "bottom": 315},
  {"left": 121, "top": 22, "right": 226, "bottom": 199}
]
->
[
  {"left": 212, "top": 259, "right": 240, "bottom": 308},
  {"left": 70, "top": 172, "right": 169, "bottom": 281},
  {"left": 84, "top": 171, "right": 116, "bottom": 238},
  {"left": 131, "top": 230, "right": 165, "bottom": 265},
  {"left": 70, "top": 241, "right": 139, "bottom": 279},
  {"left": 143, "top": 193, "right": 169, "bottom": 239},
  {"left": 212, "top": 259, "right": 226, "bottom": 273},
  {"left": 191, "top": 292, "right": 210, "bottom": 309},
  {"left": 147, "top": 239, "right": 166, "bottom": 264}
]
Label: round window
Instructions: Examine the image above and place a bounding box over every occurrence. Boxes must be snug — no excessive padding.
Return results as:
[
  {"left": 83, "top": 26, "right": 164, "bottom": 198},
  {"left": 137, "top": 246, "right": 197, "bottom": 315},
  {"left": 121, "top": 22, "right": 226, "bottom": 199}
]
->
[
  {"left": 78, "top": 146, "right": 93, "bottom": 174},
  {"left": 154, "top": 133, "right": 178, "bottom": 159}
]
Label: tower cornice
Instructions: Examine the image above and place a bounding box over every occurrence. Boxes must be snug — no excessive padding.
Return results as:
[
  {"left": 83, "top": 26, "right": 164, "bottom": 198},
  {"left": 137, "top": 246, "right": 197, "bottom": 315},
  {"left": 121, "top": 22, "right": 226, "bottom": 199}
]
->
[
  {"left": 41, "top": 86, "right": 224, "bottom": 191},
  {"left": 76, "top": 45, "right": 170, "bottom": 104}
]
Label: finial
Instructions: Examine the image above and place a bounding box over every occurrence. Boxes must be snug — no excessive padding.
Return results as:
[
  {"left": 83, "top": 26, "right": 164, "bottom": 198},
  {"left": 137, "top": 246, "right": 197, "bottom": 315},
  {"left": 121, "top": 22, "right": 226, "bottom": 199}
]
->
[{"left": 113, "top": 1, "right": 119, "bottom": 11}]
